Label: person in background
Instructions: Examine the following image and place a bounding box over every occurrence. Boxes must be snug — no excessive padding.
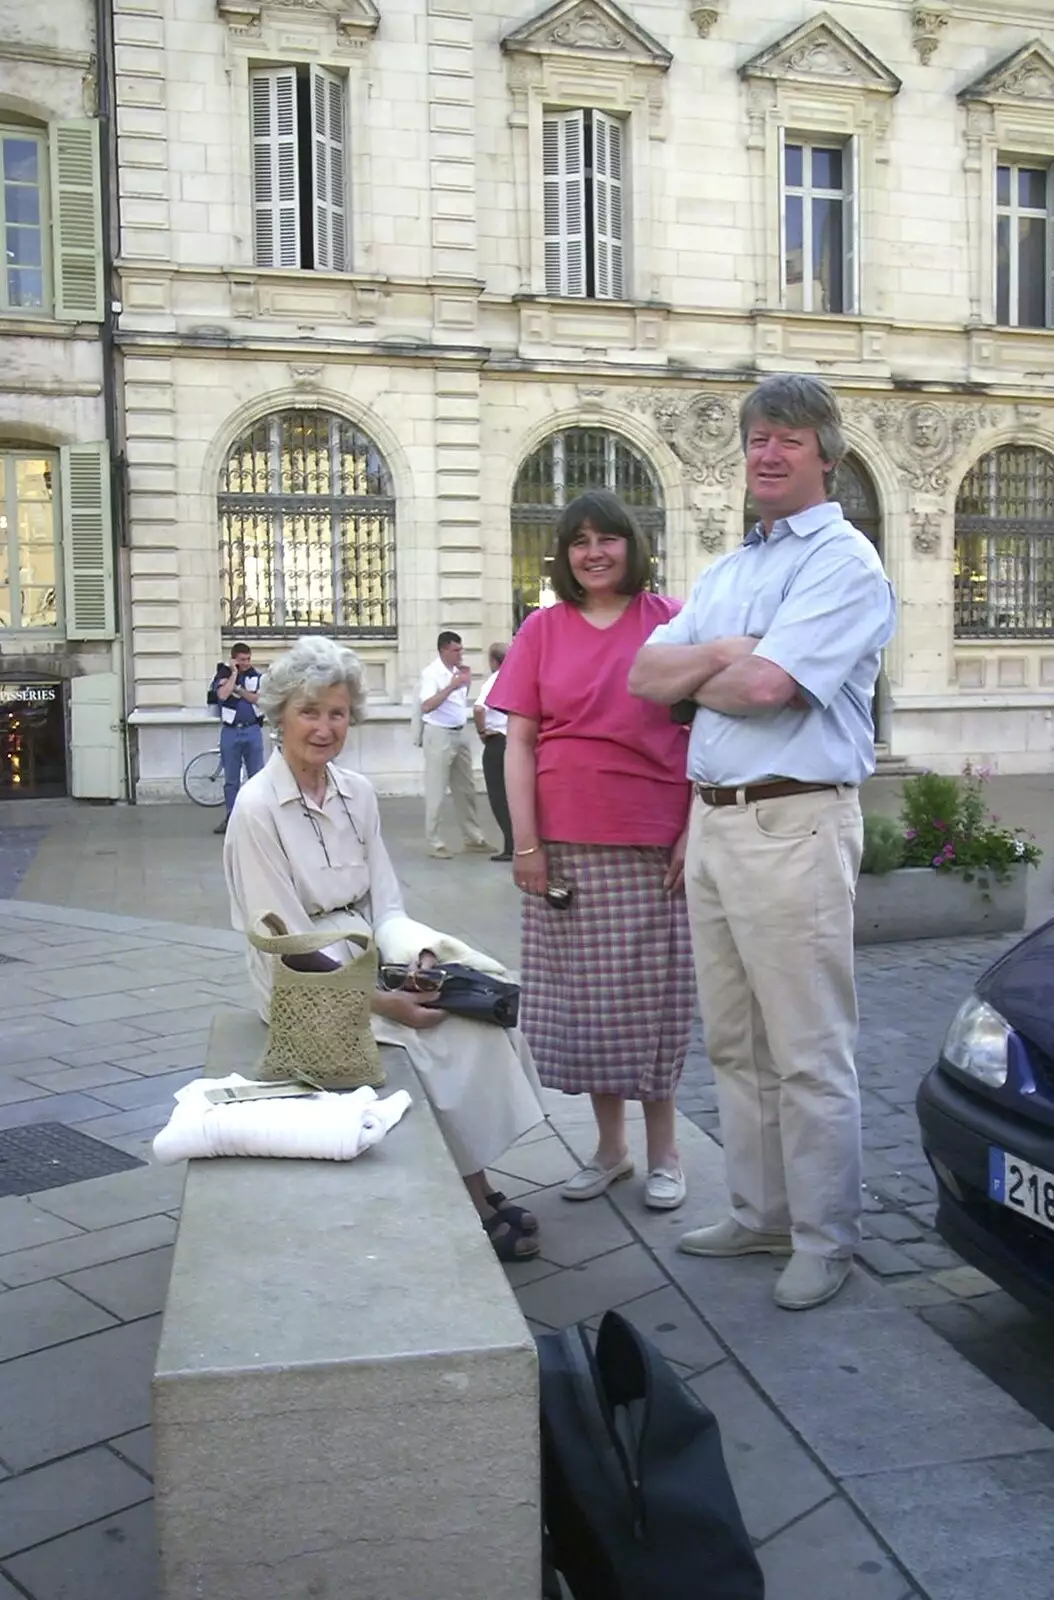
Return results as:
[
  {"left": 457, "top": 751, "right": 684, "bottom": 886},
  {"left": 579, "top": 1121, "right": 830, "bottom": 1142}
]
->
[
  {"left": 210, "top": 642, "right": 265, "bottom": 836},
  {"left": 474, "top": 642, "right": 514, "bottom": 863},
  {"left": 629, "top": 373, "right": 897, "bottom": 1311},
  {"left": 418, "top": 630, "right": 491, "bottom": 860},
  {"left": 491, "top": 490, "right": 695, "bottom": 1213}
]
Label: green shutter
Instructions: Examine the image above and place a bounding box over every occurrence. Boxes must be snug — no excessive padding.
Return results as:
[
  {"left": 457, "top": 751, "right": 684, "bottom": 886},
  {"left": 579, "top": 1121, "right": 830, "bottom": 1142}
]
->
[
  {"left": 49, "top": 119, "right": 104, "bottom": 323},
  {"left": 60, "top": 442, "right": 116, "bottom": 640}
]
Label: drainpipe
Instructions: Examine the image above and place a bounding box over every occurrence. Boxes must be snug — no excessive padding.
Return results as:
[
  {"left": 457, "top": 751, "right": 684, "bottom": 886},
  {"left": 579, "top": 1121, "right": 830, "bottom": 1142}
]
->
[{"left": 93, "top": 0, "right": 136, "bottom": 802}]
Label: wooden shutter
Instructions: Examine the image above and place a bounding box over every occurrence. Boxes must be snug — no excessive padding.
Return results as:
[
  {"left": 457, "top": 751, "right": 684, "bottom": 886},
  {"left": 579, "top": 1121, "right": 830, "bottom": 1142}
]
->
[
  {"left": 843, "top": 136, "right": 859, "bottom": 314},
  {"left": 1046, "top": 164, "right": 1054, "bottom": 328},
  {"left": 311, "top": 65, "right": 347, "bottom": 272},
  {"left": 593, "top": 112, "right": 624, "bottom": 300},
  {"left": 250, "top": 68, "right": 300, "bottom": 269},
  {"left": 60, "top": 442, "right": 116, "bottom": 640},
  {"left": 70, "top": 671, "right": 124, "bottom": 799},
  {"left": 49, "top": 119, "right": 104, "bottom": 322},
  {"left": 543, "top": 110, "right": 585, "bottom": 297}
]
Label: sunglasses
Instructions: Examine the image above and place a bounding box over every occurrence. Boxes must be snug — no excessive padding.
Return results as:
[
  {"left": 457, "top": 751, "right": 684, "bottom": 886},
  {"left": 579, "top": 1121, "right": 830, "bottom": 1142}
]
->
[{"left": 379, "top": 963, "right": 447, "bottom": 994}]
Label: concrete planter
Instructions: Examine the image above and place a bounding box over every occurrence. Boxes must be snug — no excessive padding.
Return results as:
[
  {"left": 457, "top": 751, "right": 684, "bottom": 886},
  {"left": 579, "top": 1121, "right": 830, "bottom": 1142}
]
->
[{"left": 854, "top": 864, "right": 1028, "bottom": 945}]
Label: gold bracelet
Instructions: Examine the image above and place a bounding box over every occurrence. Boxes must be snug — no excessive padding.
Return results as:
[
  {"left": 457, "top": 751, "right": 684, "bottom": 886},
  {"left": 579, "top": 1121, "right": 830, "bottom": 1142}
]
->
[{"left": 514, "top": 845, "right": 541, "bottom": 857}]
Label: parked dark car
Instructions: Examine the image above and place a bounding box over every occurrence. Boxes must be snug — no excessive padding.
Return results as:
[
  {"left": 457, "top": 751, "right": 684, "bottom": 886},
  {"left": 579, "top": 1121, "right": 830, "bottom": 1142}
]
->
[{"left": 917, "top": 915, "right": 1054, "bottom": 1318}]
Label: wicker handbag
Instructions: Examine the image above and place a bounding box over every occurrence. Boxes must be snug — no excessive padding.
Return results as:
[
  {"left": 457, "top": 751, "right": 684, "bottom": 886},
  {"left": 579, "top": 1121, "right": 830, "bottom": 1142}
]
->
[{"left": 248, "top": 913, "right": 385, "bottom": 1092}]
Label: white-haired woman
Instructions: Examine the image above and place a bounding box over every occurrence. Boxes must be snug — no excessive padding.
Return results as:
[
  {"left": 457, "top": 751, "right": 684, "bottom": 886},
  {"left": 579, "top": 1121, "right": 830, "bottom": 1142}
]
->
[{"left": 223, "top": 636, "right": 547, "bottom": 1262}]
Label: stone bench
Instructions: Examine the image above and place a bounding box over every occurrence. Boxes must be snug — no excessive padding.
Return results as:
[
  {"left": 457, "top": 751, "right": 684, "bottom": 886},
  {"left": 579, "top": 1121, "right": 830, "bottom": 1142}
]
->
[{"left": 153, "top": 1010, "right": 540, "bottom": 1600}]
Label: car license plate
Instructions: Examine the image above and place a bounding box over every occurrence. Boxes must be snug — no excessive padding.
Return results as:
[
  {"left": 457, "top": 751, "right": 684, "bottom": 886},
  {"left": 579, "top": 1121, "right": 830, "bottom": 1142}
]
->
[{"left": 988, "top": 1148, "right": 1054, "bottom": 1235}]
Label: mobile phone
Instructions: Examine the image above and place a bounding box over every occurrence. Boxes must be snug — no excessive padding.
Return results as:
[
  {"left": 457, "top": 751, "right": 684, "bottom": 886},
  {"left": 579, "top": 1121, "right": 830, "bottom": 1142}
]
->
[{"left": 204, "top": 1082, "right": 318, "bottom": 1104}]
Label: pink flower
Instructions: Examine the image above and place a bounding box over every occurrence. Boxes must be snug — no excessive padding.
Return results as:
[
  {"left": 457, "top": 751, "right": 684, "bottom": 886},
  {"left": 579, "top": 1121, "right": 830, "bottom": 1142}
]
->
[
  {"left": 933, "top": 819, "right": 946, "bottom": 830},
  {"left": 932, "top": 854, "right": 945, "bottom": 867},
  {"left": 904, "top": 827, "right": 918, "bottom": 840}
]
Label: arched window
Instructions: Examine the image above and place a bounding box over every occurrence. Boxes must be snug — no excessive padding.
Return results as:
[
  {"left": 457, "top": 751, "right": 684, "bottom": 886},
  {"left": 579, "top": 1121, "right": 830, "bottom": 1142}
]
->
[
  {"left": 954, "top": 445, "right": 1054, "bottom": 637},
  {"left": 510, "top": 427, "right": 665, "bottom": 626},
  {"left": 743, "top": 452, "right": 881, "bottom": 550},
  {"left": 219, "top": 410, "right": 396, "bottom": 637}
]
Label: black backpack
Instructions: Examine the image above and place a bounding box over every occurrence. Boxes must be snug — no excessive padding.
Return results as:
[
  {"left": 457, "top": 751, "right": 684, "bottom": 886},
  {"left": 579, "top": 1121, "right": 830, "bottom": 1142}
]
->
[{"left": 537, "top": 1311, "right": 765, "bottom": 1600}]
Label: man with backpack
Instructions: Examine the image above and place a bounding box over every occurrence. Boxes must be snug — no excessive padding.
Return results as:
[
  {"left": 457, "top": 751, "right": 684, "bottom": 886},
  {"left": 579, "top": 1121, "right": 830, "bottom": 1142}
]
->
[{"left": 209, "top": 643, "right": 265, "bottom": 835}]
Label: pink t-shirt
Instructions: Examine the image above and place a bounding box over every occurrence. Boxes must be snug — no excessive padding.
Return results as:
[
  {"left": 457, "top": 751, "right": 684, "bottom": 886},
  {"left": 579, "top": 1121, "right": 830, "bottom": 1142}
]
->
[{"left": 490, "top": 592, "right": 691, "bottom": 847}]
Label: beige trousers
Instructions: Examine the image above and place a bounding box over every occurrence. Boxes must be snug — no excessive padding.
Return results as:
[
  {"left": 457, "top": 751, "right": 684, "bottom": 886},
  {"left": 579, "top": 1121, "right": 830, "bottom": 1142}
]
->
[
  {"left": 684, "top": 786, "right": 864, "bottom": 1259},
  {"left": 422, "top": 723, "right": 484, "bottom": 850}
]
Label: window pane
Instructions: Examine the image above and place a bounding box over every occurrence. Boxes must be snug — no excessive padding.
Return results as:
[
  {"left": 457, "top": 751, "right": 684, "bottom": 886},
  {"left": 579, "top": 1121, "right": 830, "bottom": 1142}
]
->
[
  {"left": 784, "top": 143, "right": 802, "bottom": 188},
  {"left": 996, "top": 215, "right": 1010, "bottom": 324},
  {"left": 4, "top": 184, "right": 39, "bottom": 226},
  {"left": 1019, "top": 167, "right": 1047, "bottom": 210},
  {"left": 0, "top": 587, "right": 9, "bottom": 627},
  {"left": 2, "top": 139, "right": 38, "bottom": 184},
  {"left": 0, "top": 544, "right": 7, "bottom": 584},
  {"left": 813, "top": 197, "right": 844, "bottom": 313},
  {"left": 6, "top": 227, "right": 41, "bottom": 267},
  {"left": 1017, "top": 215, "right": 1047, "bottom": 327},
  {"left": 7, "top": 268, "right": 44, "bottom": 308},
  {"left": 784, "top": 193, "right": 803, "bottom": 309},
  {"left": 20, "top": 586, "right": 56, "bottom": 629},
  {"left": 18, "top": 502, "right": 54, "bottom": 544},
  {"left": 996, "top": 165, "right": 1011, "bottom": 207},
  {"left": 16, "top": 459, "right": 52, "bottom": 501},
  {"left": 811, "top": 147, "right": 843, "bottom": 191}
]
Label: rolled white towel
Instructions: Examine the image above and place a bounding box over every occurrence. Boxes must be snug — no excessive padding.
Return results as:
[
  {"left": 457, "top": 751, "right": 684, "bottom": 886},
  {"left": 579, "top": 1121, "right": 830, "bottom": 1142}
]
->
[{"left": 153, "top": 1074, "right": 413, "bottom": 1164}]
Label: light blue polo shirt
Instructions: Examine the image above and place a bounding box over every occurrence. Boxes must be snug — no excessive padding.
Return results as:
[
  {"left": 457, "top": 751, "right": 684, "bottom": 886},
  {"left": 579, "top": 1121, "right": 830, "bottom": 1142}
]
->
[{"left": 645, "top": 501, "right": 897, "bottom": 787}]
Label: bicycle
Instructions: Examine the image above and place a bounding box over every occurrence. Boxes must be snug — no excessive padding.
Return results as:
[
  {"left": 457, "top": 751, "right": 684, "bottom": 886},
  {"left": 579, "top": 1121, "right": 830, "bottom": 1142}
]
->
[{"left": 183, "top": 748, "right": 225, "bottom": 808}]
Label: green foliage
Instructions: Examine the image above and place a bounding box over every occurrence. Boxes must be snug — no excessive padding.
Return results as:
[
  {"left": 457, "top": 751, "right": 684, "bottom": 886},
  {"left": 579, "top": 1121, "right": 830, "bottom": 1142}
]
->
[
  {"left": 896, "top": 763, "right": 1042, "bottom": 891},
  {"left": 860, "top": 812, "right": 905, "bottom": 876}
]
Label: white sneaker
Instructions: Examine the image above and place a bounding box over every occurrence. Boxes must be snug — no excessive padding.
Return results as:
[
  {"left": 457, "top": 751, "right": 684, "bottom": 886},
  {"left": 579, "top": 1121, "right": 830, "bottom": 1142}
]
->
[
  {"left": 429, "top": 843, "right": 452, "bottom": 859},
  {"left": 644, "top": 1168, "right": 687, "bottom": 1211},
  {"left": 774, "top": 1252, "right": 852, "bottom": 1311},
  {"left": 562, "top": 1153, "right": 634, "bottom": 1201},
  {"left": 678, "top": 1217, "right": 793, "bottom": 1258}
]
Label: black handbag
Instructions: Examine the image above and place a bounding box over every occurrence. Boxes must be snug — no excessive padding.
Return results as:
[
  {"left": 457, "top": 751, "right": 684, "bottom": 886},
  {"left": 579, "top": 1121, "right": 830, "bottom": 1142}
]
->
[
  {"left": 379, "top": 960, "right": 520, "bottom": 1028},
  {"left": 538, "top": 1311, "right": 765, "bottom": 1600}
]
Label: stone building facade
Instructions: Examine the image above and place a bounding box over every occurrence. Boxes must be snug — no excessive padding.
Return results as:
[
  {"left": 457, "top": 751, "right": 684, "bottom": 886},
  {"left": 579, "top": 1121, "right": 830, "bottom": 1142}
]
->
[
  {"left": 111, "top": 0, "right": 1054, "bottom": 799},
  {"left": 0, "top": 0, "right": 123, "bottom": 800}
]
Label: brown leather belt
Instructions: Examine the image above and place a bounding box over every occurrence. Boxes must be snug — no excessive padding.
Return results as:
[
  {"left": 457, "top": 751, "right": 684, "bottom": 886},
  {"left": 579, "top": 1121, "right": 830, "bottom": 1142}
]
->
[{"left": 693, "top": 779, "right": 842, "bottom": 808}]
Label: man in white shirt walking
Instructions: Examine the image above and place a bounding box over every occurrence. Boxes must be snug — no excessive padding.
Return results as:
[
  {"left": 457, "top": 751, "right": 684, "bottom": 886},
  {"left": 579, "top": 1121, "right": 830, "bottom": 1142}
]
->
[
  {"left": 418, "top": 630, "right": 491, "bottom": 859},
  {"left": 474, "top": 642, "right": 514, "bottom": 862}
]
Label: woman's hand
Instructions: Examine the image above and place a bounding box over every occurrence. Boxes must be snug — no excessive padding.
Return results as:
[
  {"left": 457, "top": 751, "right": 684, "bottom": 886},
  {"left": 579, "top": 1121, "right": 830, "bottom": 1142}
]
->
[
  {"left": 372, "top": 990, "right": 446, "bottom": 1030},
  {"left": 663, "top": 825, "right": 689, "bottom": 895},
  {"left": 512, "top": 844, "right": 548, "bottom": 897}
]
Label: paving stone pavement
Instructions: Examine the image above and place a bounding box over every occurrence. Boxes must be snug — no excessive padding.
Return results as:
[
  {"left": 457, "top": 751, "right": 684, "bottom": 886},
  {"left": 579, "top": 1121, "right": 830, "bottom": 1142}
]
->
[{"left": 0, "top": 788, "right": 1052, "bottom": 1598}]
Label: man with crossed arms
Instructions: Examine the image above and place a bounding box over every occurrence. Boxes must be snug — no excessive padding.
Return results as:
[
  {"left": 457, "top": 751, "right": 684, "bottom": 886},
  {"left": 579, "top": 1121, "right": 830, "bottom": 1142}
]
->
[{"left": 630, "top": 374, "right": 896, "bottom": 1311}]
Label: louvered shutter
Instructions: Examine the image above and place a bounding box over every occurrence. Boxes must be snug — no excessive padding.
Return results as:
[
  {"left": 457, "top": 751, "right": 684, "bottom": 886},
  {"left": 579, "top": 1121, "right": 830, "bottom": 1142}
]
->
[
  {"left": 543, "top": 110, "right": 585, "bottom": 297},
  {"left": 60, "top": 442, "right": 115, "bottom": 640},
  {"left": 250, "top": 68, "right": 300, "bottom": 269},
  {"left": 593, "top": 111, "right": 624, "bottom": 300},
  {"left": 311, "top": 65, "right": 347, "bottom": 271},
  {"left": 1045, "top": 165, "right": 1054, "bottom": 328},
  {"left": 49, "top": 119, "right": 104, "bottom": 322},
  {"left": 843, "top": 136, "right": 859, "bottom": 314}
]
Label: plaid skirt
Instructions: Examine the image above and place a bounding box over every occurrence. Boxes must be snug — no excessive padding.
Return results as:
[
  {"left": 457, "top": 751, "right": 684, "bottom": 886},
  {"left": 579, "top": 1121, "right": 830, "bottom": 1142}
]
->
[{"left": 520, "top": 842, "right": 694, "bottom": 1101}]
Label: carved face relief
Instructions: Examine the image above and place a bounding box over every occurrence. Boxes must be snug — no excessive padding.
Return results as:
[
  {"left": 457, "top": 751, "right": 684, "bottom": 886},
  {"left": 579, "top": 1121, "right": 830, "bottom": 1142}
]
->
[
  {"left": 687, "top": 395, "right": 736, "bottom": 449},
  {"left": 905, "top": 403, "right": 949, "bottom": 456}
]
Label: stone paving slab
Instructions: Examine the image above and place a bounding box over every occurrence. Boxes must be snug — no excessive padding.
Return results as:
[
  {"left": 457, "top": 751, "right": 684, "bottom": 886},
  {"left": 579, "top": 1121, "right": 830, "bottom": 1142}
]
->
[
  {"left": 0, "top": 1317, "right": 161, "bottom": 1471},
  {"left": 0, "top": 1447, "right": 150, "bottom": 1560},
  {"left": 4, "top": 1500, "right": 158, "bottom": 1600}
]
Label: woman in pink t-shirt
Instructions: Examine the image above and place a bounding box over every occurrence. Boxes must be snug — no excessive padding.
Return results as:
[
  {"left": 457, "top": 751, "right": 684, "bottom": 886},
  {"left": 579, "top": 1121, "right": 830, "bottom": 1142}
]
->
[{"left": 491, "top": 490, "right": 694, "bottom": 1212}]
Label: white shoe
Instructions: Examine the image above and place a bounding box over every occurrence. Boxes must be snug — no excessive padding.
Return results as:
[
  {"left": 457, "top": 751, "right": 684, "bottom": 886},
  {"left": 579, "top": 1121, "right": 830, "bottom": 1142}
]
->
[
  {"left": 678, "top": 1216, "right": 793, "bottom": 1258},
  {"left": 644, "top": 1167, "right": 687, "bottom": 1211},
  {"left": 429, "top": 843, "right": 452, "bottom": 859},
  {"left": 463, "top": 839, "right": 492, "bottom": 853},
  {"left": 562, "top": 1153, "right": 634, "bottom": 1201},
  {"left": 773, "top": 1252, "right": 852, "bottom": 1311}
]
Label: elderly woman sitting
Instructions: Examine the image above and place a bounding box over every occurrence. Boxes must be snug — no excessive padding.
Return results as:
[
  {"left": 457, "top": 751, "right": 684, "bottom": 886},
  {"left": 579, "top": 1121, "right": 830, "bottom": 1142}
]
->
[{"left": 223, "top": 636, "right": 547, "bottom": 1261}]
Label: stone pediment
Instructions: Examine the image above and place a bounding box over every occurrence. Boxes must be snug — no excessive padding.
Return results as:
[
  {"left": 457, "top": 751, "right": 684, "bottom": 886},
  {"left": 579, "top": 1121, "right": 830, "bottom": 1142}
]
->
[
  {"left": 215, "top": 0, "right": 380, "bottom": 45},
  {"left": 740, "top": 12, "right": 900, "bottom": 96},
  {"left": 959, "top": 40, "right": 1054, "bottom": 104},
  {"left": 501, "top": 0, "right": 672, "bottom": 70}
]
